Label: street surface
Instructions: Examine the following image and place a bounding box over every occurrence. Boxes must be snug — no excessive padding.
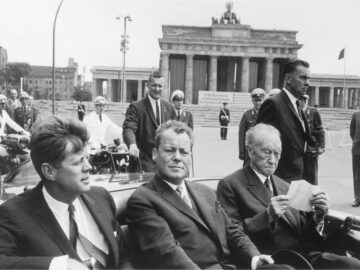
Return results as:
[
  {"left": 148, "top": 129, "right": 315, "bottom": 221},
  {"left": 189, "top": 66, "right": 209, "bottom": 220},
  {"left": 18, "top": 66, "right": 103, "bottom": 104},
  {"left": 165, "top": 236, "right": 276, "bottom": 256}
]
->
[{"left": 192, "top": 126, "right": 359, "bottom": 216}]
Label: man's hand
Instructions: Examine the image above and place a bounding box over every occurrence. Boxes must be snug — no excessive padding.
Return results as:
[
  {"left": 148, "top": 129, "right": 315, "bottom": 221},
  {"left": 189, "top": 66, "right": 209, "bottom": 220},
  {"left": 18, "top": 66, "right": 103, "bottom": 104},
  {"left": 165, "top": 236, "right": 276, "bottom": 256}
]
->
[
  {"left": 67, "top": 258, "right": 88, "bottom": 270},
  {"left": 317, "top": 147, "right": 325, "bottom": 155},
  {"left": 310, "top": 190, "right": 329, "bottom": 223},
  {"left": 129, "top": 144, "right": 140, "bottom": 157},
  {"left": 267, "top": 195, "right": 289, "bottom": 221},
  {"left": 252, "top": 254, "right": 274, "bottom": 270}
]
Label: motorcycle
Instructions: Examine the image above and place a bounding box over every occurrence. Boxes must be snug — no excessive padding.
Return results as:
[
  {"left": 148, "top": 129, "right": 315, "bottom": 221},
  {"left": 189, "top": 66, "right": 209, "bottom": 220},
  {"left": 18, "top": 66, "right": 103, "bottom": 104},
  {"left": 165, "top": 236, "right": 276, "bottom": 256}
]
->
[{"left": 0, "top": 133, "right": 30, "bottom": 175}]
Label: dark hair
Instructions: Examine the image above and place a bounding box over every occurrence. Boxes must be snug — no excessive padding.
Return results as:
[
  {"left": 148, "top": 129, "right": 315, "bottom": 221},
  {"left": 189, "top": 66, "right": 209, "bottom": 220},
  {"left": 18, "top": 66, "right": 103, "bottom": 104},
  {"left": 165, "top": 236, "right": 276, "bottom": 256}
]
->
[
  {"left": 29, "top": 115, "right": 89, "bottom": 180},
  {"left": 283, "top": 59, "right": 310, "bottom": 76},
  {"left": 148, "top": 70, "right": 164, "bottom": 82},
  {"left": 155, "top": 120, "right": 194, "bottom": 150}
]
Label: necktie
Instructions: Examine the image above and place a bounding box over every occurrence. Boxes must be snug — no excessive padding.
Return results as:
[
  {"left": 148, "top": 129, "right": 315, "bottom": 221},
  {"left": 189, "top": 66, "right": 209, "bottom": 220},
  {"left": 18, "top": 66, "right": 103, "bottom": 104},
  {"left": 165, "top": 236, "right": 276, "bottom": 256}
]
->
[
  {"left": 177, "top": 110, "right": 181, "bottom": 121},
  {"left": 264, "top": 178, "right": 272, "bottom": 196},
  {"left": 68, "top": 204, "right": 107, "bottom": 268},
  {"left": 99, "top": 114, "right": 102, "bottom": 122},
  {"left": 295, "top": 100, "right": 303, "bottom": 120},
  {"left": 176, "top": 186, "right": 192, "bottom": 208},
  {"left": 155, "top": 100, "right": 160, "bottom": 125}
]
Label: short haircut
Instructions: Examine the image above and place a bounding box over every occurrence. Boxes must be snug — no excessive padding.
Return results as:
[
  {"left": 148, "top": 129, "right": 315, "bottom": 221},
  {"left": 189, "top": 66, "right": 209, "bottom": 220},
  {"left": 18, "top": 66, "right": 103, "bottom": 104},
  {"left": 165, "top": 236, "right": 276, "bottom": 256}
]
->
[
  {"left": 283, "top": 59, "right": 310, "bottom": 76},
  {"left": 245, "top": 123, "right": 281, "bottom": 149},
  {"left": 148, "top": 70, "right": 164, "bottom": 82},
  {"left": 155, "top": 120, "right": 194, "bottom": 150},
  {"left": 29, "top": 115, "right": 89, "bottom": 180}
]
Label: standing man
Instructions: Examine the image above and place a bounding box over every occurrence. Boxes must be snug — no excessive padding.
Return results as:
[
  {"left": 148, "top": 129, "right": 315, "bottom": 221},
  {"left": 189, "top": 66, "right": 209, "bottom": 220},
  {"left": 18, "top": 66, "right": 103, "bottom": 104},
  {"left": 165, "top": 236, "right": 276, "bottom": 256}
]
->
[
  {"left": 14, "top": 91, "right": 39, "bottom": 131},
  {"left": 239, "top": 88, "right": 265, "bottom": 166},
  {"left": 350, "top": 110, "right": 360, "bottom": 207},
  {"left": 123, "top": 71, "right": 176, "bottom": 172},
  {"left": 170, "top": 89, "right": 194, "bottom": 129},
  {"left": 0, "top": 116, "right": 127, "bottom": 269},
  {"left": 218, "top": 123, "right": 360, "bottom": 269},
  {"left": 219, "top": 102, "right": 230, "bottom": 140},
  {"left": 77, "top": 102, "right": 86, "bottom": 121},
  {"left": 126, "top": 120, "right": 289, "bottom": 270},
  {"left": 298, "top": 94, "right": 325, "bottom": 185},
  {"left": 83, "top": 96, "right": 122, "bottom": 150},
  {"left": 256, "top": 59, "right": 314, "bottom": 182},
  {"left": 6, "top": 88, "right": 21, "bottom": 120}
]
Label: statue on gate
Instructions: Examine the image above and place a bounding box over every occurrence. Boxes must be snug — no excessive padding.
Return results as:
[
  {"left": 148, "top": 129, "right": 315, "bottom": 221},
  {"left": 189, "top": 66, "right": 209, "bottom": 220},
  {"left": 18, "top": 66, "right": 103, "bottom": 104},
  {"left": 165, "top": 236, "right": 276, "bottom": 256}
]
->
[{"left": 212, "top": 1, "right": 240, "bottom": 25}]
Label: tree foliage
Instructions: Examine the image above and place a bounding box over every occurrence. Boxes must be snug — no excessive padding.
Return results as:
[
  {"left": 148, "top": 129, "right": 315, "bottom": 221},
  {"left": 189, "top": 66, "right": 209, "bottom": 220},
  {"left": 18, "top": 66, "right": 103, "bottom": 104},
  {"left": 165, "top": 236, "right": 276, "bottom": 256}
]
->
[
  {"left": 71, "top": 87, "right": 92, "bottom": 101},
  {"left": 0, "top": 62, "right": 31, "bottom": 90}
]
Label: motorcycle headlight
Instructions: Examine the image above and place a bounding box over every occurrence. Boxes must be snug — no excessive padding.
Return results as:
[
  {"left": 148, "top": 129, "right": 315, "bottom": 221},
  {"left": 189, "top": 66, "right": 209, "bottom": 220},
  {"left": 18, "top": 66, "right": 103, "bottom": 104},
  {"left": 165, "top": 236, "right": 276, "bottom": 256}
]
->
[{"left": 18, "top": 136, "right": 30, "bottom": 149}]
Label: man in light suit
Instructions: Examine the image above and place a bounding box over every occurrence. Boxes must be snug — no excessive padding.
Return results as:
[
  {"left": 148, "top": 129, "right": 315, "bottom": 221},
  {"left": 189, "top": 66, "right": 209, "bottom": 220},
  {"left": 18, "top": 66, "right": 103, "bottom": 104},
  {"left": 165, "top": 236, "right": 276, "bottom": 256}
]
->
[
  {"left": 0, "top": 116, "right": 127, "bottom": 269},
  {"left": 218, "top": 123, "right": 360, "bottom": 269},
  {"left": 256, "top": 59, "right": 315, "bottom": 182},
  {"left": 125, "top": 120, "right": 293, "bottom": 270},
  {"left": 171, "top": 89, "right": 194, "bottom": 129},
  {"left": 123, "top": 71, "right": 176, "bottom": 172},
  {"left": 5, "top": 88, "right": 21, "bottom": 120}
]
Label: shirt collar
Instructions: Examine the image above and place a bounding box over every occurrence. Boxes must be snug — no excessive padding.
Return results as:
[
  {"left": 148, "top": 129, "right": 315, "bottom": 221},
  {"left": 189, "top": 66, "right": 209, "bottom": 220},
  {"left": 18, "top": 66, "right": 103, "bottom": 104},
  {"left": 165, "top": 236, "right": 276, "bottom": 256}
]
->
[
  {"left": 148, "top": 94, "right": 160, "bottom": 105},
  {"left": 283, "top": 87, "right": 298, "bottom": 106},
  {"left": 162, "top": 178, "right": 186, "bottom": 191},
  {"left": 250, "top": 166, "right": 270, "bottom": 184},
  {"left": 42, "top": 186, "right": 79, "bottom": 215}
]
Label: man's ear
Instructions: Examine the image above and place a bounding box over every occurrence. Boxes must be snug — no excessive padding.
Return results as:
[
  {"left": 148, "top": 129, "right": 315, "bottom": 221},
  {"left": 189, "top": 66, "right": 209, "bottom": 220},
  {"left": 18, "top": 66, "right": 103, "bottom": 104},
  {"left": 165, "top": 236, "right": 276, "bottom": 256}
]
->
[
  {"left": 246, "top": 145, "right": 252, "bottom": 159},
  {"left": 41, "top": 163, "right": 57, "bottom": 182},
  {"left": 152, "top": 148, "right": 158, "bottom": 161}
]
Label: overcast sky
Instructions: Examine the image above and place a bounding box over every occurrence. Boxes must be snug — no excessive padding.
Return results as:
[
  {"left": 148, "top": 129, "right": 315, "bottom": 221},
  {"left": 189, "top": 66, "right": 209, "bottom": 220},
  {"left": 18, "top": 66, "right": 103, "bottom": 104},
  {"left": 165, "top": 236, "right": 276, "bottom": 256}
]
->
[{"left": 1, "top": 0, "right": 359, "bottom": 81}]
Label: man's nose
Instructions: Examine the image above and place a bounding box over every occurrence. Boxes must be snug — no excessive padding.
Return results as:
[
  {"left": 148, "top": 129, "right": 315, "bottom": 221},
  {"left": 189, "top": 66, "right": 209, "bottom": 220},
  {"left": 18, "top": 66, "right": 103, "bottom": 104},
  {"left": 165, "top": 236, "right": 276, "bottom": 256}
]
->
[
  {"left": 83, "top": 158, "right": 93, "bottom": 171},
  {"left": 173, "top": 150, "right": 181, "bottom": 160}
]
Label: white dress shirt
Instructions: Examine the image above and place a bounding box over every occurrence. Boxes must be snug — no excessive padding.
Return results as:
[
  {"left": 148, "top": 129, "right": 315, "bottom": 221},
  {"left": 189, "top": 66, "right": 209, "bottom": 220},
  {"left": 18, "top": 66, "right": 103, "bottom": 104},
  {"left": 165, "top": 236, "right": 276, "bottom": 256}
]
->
[
  {"left": 251, "top": 167, "right": 274, "bottom": 195},
  {"left": 282, "top": 88, "right": 305, "bottom": 130},
  {"left": 148, "top": 95, "right": 161, "bottom": 124},
  {"left": 42, "top": 187, "right": 109, "bottom": 270}
]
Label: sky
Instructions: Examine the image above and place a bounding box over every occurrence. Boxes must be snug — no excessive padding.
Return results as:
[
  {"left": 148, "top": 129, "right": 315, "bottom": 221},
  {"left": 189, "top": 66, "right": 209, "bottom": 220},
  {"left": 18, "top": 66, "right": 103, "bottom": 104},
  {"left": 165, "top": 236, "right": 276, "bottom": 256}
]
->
[{"left": 1, "top": 0, "right": 359, "bottom": 81}]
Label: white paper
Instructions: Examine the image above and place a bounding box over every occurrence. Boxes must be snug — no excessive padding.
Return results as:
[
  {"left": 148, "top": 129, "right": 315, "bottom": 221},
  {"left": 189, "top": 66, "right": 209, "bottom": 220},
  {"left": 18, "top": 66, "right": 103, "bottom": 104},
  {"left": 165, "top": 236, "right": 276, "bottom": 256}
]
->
[{"left": 287, "top": 180, "right": 319, "bottom": 211}]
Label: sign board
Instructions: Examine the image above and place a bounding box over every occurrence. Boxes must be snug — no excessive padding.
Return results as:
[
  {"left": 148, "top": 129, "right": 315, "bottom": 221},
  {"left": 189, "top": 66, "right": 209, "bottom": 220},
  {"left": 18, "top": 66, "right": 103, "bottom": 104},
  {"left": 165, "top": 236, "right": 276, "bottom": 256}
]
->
[{"left": 198, "top": 91, "right": 250, "bottom": 106}]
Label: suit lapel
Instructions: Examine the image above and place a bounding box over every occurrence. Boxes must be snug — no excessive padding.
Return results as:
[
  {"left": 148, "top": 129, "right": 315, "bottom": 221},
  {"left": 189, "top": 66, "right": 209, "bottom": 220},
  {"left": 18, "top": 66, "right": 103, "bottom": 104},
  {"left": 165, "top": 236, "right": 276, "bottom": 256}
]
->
[
  {"left": 29, "top": 184, "right": 80, "bottom": 260},
  {"left": 81, "top": 193, "right": 119, "bottom": 266},
  {"left": 144, "top": 97, "right": 158, "bottom": 127},
  {"left": 160, "top": 100, "right": 171, "bottom": 123},
  {"left": 280, "top": 91, "right": 305, "bottom": 131},
  {"left": 244, "top": 166, "right": 271, "bottom": 207},
  {"left": 153, "top": 176, "right": 210, "bottom": 232}
]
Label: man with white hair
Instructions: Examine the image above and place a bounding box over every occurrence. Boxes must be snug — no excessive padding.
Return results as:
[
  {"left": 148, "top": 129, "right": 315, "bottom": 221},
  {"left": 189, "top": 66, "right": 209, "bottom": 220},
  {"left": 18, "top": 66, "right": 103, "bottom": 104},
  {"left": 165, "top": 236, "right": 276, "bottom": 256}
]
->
[
  {"left": 83, "top": 96, "right": 122, "bottom": 149},
  {"left": 6, "top": 89, "right": 21, "bottom": 120},
  {"left": 170, "top": 90, "right": 193, "bottom": 129}
]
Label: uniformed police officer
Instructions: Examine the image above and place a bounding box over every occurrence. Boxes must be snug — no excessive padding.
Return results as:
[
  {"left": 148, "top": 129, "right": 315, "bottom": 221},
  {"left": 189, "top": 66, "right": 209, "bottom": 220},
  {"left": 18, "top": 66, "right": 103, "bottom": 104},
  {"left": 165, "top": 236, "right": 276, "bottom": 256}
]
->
[
  {"left": 14, "top": 91, "right": 39, "bottom": 131},
  {"left": 170, "top": 90, "right": 194, "bottom": 129},
  {"left": 238, "top": 88, "right": 265, "bottom": 166},
  {"left": 298, "top": 94, "right": 325, "bottom": 185}
]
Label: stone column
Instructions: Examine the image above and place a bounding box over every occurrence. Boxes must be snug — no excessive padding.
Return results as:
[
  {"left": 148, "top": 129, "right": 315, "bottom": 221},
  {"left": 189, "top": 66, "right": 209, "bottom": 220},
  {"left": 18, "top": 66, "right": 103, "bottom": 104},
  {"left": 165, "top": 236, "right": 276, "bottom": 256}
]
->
[
  {"left": 160, "top": 52, "right": 170, "bottom": 100},
  {"left": 209, "top": 55, "right": 218, "bottom": 91},
  {"left": 314, "top": 86, "right": 319, "bottom": 106},
  {"left": 92, "top": 78, "right": 97, "bottom": 97},
  {"left": 343, "top": 88, "right": 348, "bottom": 109},
  {"left": 107, "top": 79, "right": 112, "bottom": 102},
  {"left": 185, "top": 54, "right": 194, "bottom": 104},
  {"left": 329, "top": 87, "right": 334, "bottom": 108},
  {"left": 122, "top": 79, "right": 127, "bottom": 103},
  {"left": 137, "top": 80, "right": 142, "bottom": 100},
  {"left": 241, "top": 56, "right": 250, "bottom": 93},
  {"left": 265, "top": 57, "right": 273, "bottom": 92}
]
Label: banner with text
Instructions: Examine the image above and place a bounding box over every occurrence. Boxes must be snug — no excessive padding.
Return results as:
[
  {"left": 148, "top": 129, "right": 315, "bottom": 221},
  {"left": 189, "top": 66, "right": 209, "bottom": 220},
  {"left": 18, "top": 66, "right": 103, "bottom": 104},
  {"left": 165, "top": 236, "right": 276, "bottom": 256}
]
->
[{"left": 198, "top": 91, "right": 250, "bottom": 106}]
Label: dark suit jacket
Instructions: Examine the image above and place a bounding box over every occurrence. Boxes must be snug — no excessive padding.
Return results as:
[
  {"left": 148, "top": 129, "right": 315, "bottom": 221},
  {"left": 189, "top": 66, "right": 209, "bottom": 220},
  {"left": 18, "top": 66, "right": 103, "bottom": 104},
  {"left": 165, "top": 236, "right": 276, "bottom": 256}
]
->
[
  {"left": 126, "top": 175, "right": 260, "bottom": 269},
  {"left": 217, "top": 166, "right": 325, "bottom": 257},
  {"left": 256, "top": 90, "right": 314, "bottom": 181},
  {"left": 239, "top": 108, "right": 258, "bottom": 163},
  {"left": 304, "top": 106, "right": 325, "bottom": 153},
  {"left": 0, "top": 183, "right": 122, "bottom": 269},
  {"left": 122, "top": 96, "right": 176, "bottom": 172},
  {"left": 350, "top": 111, "right": 360, "bottom": 155}
]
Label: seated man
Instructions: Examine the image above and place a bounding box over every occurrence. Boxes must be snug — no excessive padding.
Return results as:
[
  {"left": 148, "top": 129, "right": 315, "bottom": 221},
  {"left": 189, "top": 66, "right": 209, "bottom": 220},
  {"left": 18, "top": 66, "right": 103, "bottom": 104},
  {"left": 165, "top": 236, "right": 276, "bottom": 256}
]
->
[
  {"left": 126, "top": 120, "right": 290, "bottom": 270},
  {"left": 217, "top": 123, "right": 360, "bottom": 269},
  {"left": 0, "top": 115, "right": 128, "bottom": 269},
  {"left": 83, "top": 96, "right": 123, "bottom": 149}
]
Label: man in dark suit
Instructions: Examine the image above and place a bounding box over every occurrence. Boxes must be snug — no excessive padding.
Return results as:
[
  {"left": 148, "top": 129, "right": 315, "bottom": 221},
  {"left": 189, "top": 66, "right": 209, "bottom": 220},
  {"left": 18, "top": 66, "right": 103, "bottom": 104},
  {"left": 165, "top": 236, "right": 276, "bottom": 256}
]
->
[
  {"left": 123, "top": 71, "right": 176, "bottom": 172},
  {"left": 14, "top": 91, "right": 39, "bottom": 131},
  {"left": 125, "top": 120, "right": 293, "bottom": 270},
  {"left": 218, "top": 123, "right": 360, "bottom": 269},
  {"left": 350, "top": 110, "right": 360, "bottom": 207},
  {"left": 219, "top": 102, "right": 230, "bottom": 140},
  {"left": 256, "top": 59, "right": 315, "bottom": 182},
  {"left": 298, "top": 94, "right": 325, "bottom": 185},
  {"left": 0, "top": 116, "right": 127, "bottom": 269},
  {"left": 171, "top": 89, "right": 194, "bottom": 129},
  {"left": 239, "top": 88, "right": 265, "bottom": 166}
]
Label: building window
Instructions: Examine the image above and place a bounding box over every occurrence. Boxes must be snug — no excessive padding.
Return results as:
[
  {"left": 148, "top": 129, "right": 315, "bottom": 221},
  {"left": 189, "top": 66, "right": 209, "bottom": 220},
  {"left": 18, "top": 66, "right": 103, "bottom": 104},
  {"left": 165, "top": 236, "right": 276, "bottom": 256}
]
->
[
  {"left": 265, "top": 47, "right": 270, "bottom": 53},
  {"left": 280, "top": 48, "right": 285, "bottom": 54},
  {"left": 272, "top": 48, "right": 277, "bottom": 53},
  {"left": 288, "top": 49, "right": 293, "bottom": 54}
]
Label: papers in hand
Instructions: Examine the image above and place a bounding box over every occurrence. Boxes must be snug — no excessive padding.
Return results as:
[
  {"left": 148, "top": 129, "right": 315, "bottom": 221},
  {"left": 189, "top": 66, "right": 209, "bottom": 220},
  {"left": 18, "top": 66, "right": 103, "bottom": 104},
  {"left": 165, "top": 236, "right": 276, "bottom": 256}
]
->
[{"left": 287, "top": 180, "right": 320, "bottom": 212}]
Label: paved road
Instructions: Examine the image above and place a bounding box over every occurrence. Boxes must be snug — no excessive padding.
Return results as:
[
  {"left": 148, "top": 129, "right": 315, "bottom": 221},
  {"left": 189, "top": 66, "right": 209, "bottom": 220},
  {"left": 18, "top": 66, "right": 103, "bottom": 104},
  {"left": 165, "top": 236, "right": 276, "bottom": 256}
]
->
[{"left": 192, "top": 126, "right": 359, "bottom": 216}]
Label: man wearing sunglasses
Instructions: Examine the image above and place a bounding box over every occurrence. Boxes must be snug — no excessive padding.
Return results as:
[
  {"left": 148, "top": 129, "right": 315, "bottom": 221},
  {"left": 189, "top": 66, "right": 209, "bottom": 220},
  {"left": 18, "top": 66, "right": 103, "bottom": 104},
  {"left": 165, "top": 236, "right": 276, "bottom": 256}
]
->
[{"left": 14, "top": 91, "right": 39, "bottom": 131}]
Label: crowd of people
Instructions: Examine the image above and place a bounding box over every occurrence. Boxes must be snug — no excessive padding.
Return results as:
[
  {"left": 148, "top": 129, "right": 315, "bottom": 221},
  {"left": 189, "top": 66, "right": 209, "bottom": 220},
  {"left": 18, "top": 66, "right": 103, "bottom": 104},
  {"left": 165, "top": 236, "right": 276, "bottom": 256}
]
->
[{"left": 0, "top": 60, "right": 359, "bottom": 269}]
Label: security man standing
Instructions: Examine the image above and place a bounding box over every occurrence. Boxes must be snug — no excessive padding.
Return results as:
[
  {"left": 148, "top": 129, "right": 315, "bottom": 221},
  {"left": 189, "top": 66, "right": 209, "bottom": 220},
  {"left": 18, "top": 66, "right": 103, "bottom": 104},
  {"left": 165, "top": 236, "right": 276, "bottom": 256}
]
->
[
  {"left": 298, "top": 94, "right": 325, "bottom": 185},
  {"left": 239, "top": 88, "right": 266, "bottom": 166}
]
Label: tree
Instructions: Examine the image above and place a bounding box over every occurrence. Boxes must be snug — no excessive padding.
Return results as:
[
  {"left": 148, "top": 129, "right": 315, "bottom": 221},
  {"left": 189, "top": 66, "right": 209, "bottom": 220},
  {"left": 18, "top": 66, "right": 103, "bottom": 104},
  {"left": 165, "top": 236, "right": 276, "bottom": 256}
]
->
[
  {"left": 71, "top": 87, "right": 92, "bottom": 101},
  {"left": 0, "top": 62, "right": 31, "bottom": 90}
]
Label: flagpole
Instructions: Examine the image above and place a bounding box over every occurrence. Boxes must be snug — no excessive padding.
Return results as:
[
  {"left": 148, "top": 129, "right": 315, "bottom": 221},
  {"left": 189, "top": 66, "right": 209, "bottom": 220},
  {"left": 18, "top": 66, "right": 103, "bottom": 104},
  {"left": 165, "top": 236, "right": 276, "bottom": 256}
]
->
[{"left": 343, "top": 46, "right": 346, "bottom": 108}]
